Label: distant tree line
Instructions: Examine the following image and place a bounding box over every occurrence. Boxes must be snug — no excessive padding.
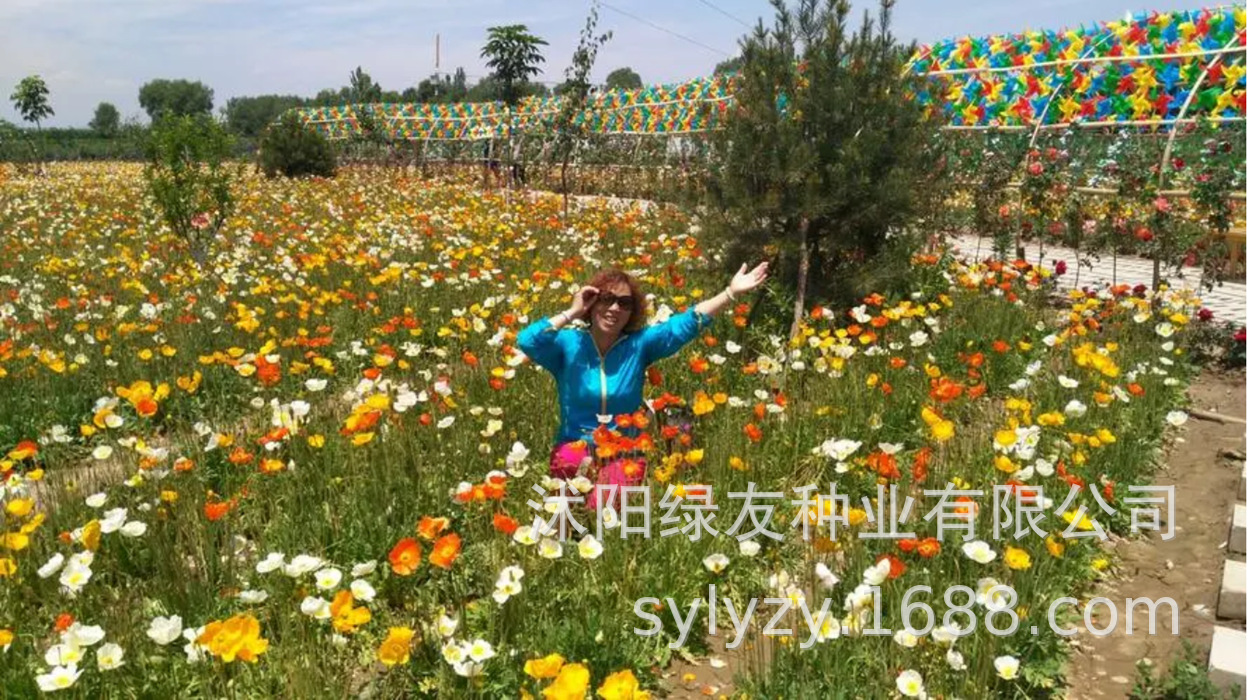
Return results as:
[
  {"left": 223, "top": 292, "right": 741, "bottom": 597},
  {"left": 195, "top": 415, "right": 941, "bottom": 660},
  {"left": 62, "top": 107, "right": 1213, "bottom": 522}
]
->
[{"left": 3, "top": 24, "right": 654, "bottom": 163}]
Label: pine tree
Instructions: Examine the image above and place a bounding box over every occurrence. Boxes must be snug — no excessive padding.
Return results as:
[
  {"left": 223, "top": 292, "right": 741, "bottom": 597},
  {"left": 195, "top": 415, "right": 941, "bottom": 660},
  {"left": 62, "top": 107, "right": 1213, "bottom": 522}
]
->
[{"left": 702, "top": 0, "right": 941, "bottom": 336}]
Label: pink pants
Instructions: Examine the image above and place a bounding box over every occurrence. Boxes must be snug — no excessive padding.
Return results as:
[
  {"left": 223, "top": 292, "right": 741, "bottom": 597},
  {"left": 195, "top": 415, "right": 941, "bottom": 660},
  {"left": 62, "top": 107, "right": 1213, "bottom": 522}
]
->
[{"left": 549, "top": 441, "right": 647, "bottom": 511}]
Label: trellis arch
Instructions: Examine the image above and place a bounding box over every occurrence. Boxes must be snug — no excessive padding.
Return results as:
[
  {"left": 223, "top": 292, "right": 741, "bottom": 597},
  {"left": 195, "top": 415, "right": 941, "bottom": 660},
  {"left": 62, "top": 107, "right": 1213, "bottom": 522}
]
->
[{"left": 288, "top": 6, "right": 1245, "bottom": 141}]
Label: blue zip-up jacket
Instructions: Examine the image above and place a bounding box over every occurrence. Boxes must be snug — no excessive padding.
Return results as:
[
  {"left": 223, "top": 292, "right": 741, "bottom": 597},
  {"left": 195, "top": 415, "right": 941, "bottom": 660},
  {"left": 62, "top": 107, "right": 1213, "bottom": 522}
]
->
[{"left": 516, "top": 307, "right": 712, "bottom": 447}]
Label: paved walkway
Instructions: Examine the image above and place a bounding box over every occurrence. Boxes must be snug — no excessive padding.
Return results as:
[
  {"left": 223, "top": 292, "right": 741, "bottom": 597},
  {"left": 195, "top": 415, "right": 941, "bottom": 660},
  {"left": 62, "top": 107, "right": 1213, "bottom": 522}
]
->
[{"left": 947, "top": 234, "right": 1247, "bottom": 324}]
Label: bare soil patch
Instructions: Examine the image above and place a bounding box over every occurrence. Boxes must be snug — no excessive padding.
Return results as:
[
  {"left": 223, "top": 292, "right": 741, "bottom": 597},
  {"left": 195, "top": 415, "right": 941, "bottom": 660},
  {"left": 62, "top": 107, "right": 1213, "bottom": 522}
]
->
[{"left": 1065, "top": 370, "right": 1246, "bottom": 698}]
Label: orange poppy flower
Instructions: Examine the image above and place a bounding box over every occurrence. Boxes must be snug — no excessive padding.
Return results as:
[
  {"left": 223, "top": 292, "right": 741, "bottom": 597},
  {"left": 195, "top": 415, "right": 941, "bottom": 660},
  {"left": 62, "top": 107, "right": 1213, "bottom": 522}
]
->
[
  {"left": 8, "top": 440, "right": 38, "bottom": 461},
  {"left": 389, "top": 537, "right": 422, "bottom": 576},
  {"left": 493, "top": 513, "right": 519, "bottom": 535},
  {"left": 743, "top": 423, "right": 762, "bottom": 442},
  {"left": 429, "top": 533, "right": 462, "bottom": 569},
  {"left": 876, "top": 553, "right": 906, "bottom": 579},
  {"left": 916, "top": 537, "right": 941, "bottom": 558},
  {"left": 482, "top": 480, "right": 506, "bottom": 500},
  {"left": 911, "top": 447, "right": 932, "bottom": 482},
  {"left": 54, "top": 613, "right": 75, "bottom": 634},
  {"left": 135, "top": 397, "right": 160, "bottom": 418},
  {"left": 204, "top": 499, "right": 233, "bottom": 522},
  {"left": 929, "top": 377, "right": 964, "bottom": 403},
  {"left": 417, "top": 516, "right": 449, "bottom": 541}
]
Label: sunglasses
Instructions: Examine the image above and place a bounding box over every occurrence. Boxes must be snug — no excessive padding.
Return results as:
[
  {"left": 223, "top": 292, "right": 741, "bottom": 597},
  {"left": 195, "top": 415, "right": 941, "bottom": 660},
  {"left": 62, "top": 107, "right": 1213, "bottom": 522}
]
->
[{"left": 596, "top": 293, "right": 636, "bottom": 311}]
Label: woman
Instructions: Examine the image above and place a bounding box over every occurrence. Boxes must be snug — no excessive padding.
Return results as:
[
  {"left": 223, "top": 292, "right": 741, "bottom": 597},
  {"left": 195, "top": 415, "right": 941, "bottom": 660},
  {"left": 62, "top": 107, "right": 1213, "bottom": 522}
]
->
[{"left": 516, "top": 262, "right": 769, "bottom": 509}]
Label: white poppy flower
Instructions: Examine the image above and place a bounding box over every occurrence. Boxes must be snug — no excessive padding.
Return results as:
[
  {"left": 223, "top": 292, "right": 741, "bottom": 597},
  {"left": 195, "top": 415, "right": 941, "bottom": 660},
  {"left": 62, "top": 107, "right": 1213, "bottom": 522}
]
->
[
  {"left": 300, "top": 596, "right": 331, "bottom": 620},
  {"left": 537, "top": 538, "right": 563, "bottom": 560},
  {"left": 961, "top": 540, "right": 996, "bottom": 564},
  {"left": 256, "top": 552, "right": 285, "bottom": 574},
  {"left": 578, "top": 535, "right": 604, "bottom": 560},
  {"left": 238, "top": 589, "right": 269, "bottom": 604},
  {"left": 97, "top": 642, "right": 125, "bottom": 670},
  {"left": 863, "top": 559, "right": 891, "bottom": 586},
  {"left": 350, "top": 579, "right": 376, "bottom": 602},
  {"left": 45, "top": 643, "right": 85, "bottom": 667},
  {"left": 283, "top": 554, "right": 322, "bottom": 577},
  {"left": 703, "top": 553, "right": 729, "bottom": 574},
  {"left": 36, "top": 664, "right": 83, "bottom": 692},
  {"left": 146, "top": 615, "right": 183, "bottom": 646},
  {"left": 994, "top": 655, "right": 1020, "bottom": 679},
  {"left": 62, "top": 623, "right": 105, "bottom": 648},
  {"left": 314, "top": 567, "right": 343, "bottom": 590},
  {"left": 38, "top": 553, "right": 65, "bottom": 579},
  {"left": 814, "top": 562, "right": 839, "bottom": 588},
  {"left": 467, "top": 639, "right": 495, "bottom": 662},
  {"left": 896, "top": 669, "right": 924, "bottom": 698},
  {"left": 436, "top": 615, "right": 459, "bottom": 638}
]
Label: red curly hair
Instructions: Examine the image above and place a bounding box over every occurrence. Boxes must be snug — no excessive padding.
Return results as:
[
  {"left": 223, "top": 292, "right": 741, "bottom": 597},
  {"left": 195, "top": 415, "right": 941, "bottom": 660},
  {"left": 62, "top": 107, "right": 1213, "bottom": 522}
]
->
[{"left": 586, "top": 268, "right": 648, "bottom": 334}]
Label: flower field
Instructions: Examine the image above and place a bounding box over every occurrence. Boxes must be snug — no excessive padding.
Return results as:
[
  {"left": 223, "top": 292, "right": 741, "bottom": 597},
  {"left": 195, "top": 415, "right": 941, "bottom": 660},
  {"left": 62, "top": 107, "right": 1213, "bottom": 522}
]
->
[{"left": 0, "top": 163, "right": 1208, "bottom": 698}]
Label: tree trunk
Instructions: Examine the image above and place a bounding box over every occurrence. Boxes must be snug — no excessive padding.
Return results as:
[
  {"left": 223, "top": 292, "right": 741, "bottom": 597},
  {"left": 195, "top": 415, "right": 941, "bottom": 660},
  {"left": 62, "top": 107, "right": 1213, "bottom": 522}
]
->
[
  {"left": 561, "top": 157, "right": 570, "bottom": 221},
  {"left": 789, "top": 217, "right": 811, "bottom": 341}
]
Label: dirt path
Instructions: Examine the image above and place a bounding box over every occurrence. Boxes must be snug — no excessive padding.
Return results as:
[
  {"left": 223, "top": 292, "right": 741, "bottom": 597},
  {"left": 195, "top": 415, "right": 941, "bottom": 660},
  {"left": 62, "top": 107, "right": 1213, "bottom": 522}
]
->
[{"left": 1065, "top": 370, "right": 1247, "bottom": 698}]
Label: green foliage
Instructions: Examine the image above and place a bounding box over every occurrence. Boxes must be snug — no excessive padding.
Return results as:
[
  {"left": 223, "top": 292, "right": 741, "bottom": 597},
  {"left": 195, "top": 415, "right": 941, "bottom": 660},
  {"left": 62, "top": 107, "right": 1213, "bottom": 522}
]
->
[
  {"left": 412, "top": 68, "right": 470, "bottom": 103},
  {"left": 548, "top": 6, "right": 612, "bottom": 215},
  {"left": 258, "top": 112, "right": 337, "bottom": 179},
  {"left": 481, "top": 24, "right": 550, "bottom": 106},
  {"left": 348, "top": 66, "right": 383, "bottom": 104},
  {"left": 138, "top": 79, "right": 215, "bottom": 121},
  {"left": 10, "top": 75, "right": 54, "bottom": 127},
  {"left": 89, "top": 102, "right": 121, "bottom": 137},
  {"left": 141, "top": 115, "right": 242, "bottom": 264},
  {"left": 701, "top": 0, "right": 941, "bottom": 328},
  {"left": 605, "top": 67, "right": 642, "bottom": 91},
  {"left": 713, "top": 55, "right": 744, "bottom": 75},
  {"left": 225, "top": 94, "right": 305, "bottom": 137},
  {"left": 1130, "top": 641, "right": 1242, "bottom": 700},
  {"left": 1182, "top": 317, "right": 1247, "bottom": 370}
]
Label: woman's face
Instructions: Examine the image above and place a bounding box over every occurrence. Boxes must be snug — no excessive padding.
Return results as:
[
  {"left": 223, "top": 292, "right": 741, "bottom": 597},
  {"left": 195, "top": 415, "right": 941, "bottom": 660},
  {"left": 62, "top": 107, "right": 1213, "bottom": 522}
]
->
[{"left": 591, "top": 281, "right": 634, "bottom": 337}]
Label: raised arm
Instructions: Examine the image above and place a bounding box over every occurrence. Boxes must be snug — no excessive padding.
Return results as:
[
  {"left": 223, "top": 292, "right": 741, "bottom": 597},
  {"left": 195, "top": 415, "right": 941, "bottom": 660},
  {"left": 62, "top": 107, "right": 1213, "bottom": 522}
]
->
[
  {"left": 515, "top": 317, "right": 566, "bottom": 373},
  {"left": 515, "top": 285, "right": 601, "bottom": 372},
  {"left": 693, "top": 261, "right": 770, "bottom": 317},
  {"left": 641, "top": 261, "right": 769, "bottom": 364}
]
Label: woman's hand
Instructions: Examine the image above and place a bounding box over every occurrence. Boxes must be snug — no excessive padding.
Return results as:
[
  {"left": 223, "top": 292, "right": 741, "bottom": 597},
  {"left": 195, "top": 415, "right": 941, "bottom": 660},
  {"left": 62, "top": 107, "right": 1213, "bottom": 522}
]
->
[
  {"left": 729, "top": 261, "right": 770, "bottom": 297},
  {"left": 567, "top": 286, "right": 599, "bottom": 321},
  {"left": 693, "top": 261, "right": 770, "bottom": 319}
]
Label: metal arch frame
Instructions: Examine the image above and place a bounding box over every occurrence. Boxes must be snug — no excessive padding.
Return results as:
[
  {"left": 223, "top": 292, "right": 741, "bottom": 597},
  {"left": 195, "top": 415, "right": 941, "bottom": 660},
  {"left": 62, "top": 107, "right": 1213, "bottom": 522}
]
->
[
  {"left": 284, "top": 10, "right": 1246, "bottom": 143},
  {"left": 1012, "top": 29, "right": 1123, "bottom": 267},
  {"left": 1150, "top": 30, "right": 1247, "bottom": 291}
]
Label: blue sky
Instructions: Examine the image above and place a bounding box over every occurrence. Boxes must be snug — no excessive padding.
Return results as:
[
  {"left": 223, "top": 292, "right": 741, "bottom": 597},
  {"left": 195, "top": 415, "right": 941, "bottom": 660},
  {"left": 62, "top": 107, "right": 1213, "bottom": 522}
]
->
[{"left": 0, "top": 0, "right": 1220, "bottom": 127}]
